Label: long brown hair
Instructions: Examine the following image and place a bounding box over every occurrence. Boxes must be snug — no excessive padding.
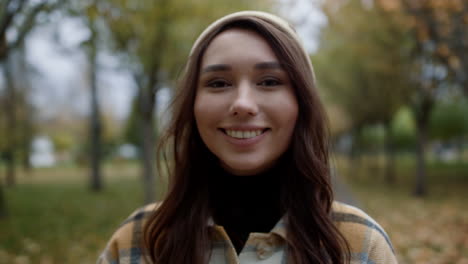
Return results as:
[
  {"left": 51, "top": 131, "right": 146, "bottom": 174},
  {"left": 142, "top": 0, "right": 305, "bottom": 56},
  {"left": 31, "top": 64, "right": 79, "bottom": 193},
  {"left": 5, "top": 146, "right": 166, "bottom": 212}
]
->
[{"left": 144, "top": 13, "right": 350, "bottom": 264}]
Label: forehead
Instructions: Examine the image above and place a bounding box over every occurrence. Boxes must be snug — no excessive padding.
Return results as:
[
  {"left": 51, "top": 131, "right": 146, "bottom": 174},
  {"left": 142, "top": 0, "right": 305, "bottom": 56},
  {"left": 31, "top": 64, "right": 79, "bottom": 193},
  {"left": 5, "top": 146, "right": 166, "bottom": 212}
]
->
[{"left": 200, "top": 28, "right": 278, "bottom": 66}]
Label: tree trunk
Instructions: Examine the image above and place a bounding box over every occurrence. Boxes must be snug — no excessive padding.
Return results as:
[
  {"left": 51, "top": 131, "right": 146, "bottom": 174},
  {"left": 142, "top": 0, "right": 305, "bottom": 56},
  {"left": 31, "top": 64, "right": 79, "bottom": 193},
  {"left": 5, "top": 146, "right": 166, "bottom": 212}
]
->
[
  {"left": 4, "top": 152, "right": 15, "bottom": 187},
  {"left": 136, "top": 0, "right": 170, "bottom": 203},
  {"left": 414, "top": 121, "right": 427, "bottom": 196},
  {"left": 20, "top": 126, "right": 32, "bottom": 173},
  {"left": 18, "top": 42, "right": 33, "bottom": 173},
  {"left": 0, "top": 180, "right": 6, "bottom": 218},
  {"left": 138, "top": 85, "right": 156, "bottom": 204},
  {"left": 88, "top": 20, "right": 103, "bottom": 192},
  {"left": 413, "top": 97, "right": 433, "bottom": 197},
  {"left": 0, "top": 29, "right": 7, "bottom": 61},
  {"left": 3, "top": 57, "right": 16, "bottom": 187},
  {"left": 383, "top": 121, "right": 396, "bottom": 184}
]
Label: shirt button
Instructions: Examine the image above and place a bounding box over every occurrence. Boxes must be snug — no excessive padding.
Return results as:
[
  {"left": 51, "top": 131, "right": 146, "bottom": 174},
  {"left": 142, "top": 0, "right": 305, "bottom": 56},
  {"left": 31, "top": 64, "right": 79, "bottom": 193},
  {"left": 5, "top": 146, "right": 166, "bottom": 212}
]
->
[{"left": 256, "top": 242, "right": 274, "bottom": 260}]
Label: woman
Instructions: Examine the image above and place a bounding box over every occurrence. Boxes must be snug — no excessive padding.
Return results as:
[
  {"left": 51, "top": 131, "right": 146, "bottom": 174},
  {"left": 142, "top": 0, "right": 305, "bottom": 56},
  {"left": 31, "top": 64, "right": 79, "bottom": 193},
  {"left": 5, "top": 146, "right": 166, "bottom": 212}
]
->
[{"left": 98, "top": 11, "right": 397, "bottom": 264}]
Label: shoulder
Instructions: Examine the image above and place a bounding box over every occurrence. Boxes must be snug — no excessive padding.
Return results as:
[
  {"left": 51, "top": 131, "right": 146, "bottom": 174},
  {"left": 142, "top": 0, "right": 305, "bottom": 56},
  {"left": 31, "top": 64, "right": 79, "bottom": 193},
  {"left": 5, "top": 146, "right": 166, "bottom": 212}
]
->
[
  {"left": 97, "top": 203, "right": 159, "bottom": 264},
  {"left": 332, "top": 201, "right": 398, "bottom": 264}
]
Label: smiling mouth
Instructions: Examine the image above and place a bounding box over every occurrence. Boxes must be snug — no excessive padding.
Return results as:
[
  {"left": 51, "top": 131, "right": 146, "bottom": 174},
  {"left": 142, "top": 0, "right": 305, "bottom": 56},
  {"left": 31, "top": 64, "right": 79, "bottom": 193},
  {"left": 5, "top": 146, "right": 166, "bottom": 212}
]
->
[{"left": 219, "top": 128, "right": 269, "bottom": 139}]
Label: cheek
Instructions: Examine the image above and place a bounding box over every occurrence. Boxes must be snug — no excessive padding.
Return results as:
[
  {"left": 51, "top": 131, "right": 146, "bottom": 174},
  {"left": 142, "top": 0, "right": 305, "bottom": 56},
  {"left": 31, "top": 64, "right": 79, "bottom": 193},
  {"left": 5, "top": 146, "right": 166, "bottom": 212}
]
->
[
  {"left": 194, "top": 96, "right": 208, "bottom": 131},
  {"left": 282, "top": 110, "right": 298, "bottom": 144},
  {"left": 275, "top": 97, "right": 299, "bottom": 134},
  {"left": 193, "top": 96, "right": 202, "bottom": 124},
  {"left": 194, "top": 93, "right": 220, "bottom": 133}
]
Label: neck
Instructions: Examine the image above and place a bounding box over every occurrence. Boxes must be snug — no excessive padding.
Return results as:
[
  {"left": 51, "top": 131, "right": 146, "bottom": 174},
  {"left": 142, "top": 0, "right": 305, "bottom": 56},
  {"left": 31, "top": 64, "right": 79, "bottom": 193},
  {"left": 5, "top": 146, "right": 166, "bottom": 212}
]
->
[{"left": 208, "top": 164, "right": 284, "bottom": 254}]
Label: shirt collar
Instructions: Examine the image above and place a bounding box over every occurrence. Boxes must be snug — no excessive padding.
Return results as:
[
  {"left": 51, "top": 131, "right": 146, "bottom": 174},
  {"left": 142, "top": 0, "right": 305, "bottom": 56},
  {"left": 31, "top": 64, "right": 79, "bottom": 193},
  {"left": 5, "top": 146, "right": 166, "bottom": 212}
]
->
[{"left": 207, "top": 215, "right": 289, "bottom": 242}]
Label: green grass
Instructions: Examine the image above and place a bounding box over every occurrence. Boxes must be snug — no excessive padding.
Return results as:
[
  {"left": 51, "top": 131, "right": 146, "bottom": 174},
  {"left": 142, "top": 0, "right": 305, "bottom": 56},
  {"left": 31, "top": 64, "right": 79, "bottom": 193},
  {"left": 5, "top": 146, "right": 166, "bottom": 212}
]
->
[{"left": 0, "top": 164, "right": 147, "bottom": 264}]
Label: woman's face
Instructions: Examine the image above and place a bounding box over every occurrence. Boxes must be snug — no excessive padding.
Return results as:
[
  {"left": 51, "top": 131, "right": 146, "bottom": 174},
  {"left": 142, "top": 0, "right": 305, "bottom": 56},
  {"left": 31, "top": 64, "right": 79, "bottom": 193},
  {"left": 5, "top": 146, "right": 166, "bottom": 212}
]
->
[{"left": 194, "top": 28, "right": 298, "bottom": 176}]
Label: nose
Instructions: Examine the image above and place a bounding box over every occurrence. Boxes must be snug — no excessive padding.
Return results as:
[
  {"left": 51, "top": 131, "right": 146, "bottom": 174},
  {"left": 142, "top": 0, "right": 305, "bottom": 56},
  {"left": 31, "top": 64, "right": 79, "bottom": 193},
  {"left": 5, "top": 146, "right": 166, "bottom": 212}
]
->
[{"left": 229, "top": 81, "right": 258, "bottom": 117}]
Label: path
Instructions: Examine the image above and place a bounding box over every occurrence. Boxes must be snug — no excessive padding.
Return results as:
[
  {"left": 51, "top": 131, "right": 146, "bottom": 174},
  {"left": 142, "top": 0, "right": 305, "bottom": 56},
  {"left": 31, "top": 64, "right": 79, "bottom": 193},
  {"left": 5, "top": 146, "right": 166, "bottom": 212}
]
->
[{"left": 331, "top": 168, "right": 361, "bottom": 207}]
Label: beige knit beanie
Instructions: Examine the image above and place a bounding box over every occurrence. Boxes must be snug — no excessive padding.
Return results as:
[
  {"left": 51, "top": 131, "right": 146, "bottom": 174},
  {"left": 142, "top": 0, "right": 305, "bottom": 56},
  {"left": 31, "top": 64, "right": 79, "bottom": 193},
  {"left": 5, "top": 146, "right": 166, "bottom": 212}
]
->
[{"left": 189, "top": 10, "right": 314, "bottom": 74}]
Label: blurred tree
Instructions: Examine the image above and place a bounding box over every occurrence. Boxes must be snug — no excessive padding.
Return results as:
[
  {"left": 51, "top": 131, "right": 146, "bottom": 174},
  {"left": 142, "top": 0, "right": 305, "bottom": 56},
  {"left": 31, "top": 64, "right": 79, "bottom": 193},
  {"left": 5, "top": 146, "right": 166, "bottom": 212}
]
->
[
  {"left": 2, "top": 55, "right": 17, "bottom": 187},
  {"left": 0, "top": 181, "right": 5, "bottom": 218},
  {"left": 316, "top": 0, "right": 413, "bottom": 183},
  {"left": 375, "top": 0, "right": 468, "bottom": 196},
  {"left": 122, "top": 95, "right": 140, "bottom": 148},
  {"left": 87, "top": 12, "right": 103, "bottom": 192},
  {"left": 65, "top": 0, "right": 122, "bottom": 191},
  {"left": 102, "top": 0, "right": 269, "bottom": 203},
  {"left": 319, "top": 0, "right": 468, "bottom": 195},
  {"left": 40, "top": 114, "right": 93, "bottom": 166},
  {"left": 0, "top": 87, "right": 6, "bottom": 218},
  {"left": 15, "top": 44, "right": 35, "bottom": 173},
  {"left": 0, "top": 0, "right": 62, "bottom": 60},
  {"left": 359, "top": 124, "right": 385, "bottom": 154},
  {"left": 430, "top": 99, "right": 468, "bottom": 141},
  {"left": 2, "top": 48, "right": 38, "bottom": 184},
  {"left": 391, "top": 106, "right": 417, "bottom": 151},
  {"left": 0, "top": 0, "right": 62, "bottom": 216},
  {"left": 377, "top": 0, "right": 468, "bottom": 96},
  {"left": 325, "top": 104, "right": 352, "bottom": 140},
  {"left": 429, "top": 98, "right": 468, "bottom": 161},
  {"left": 0, "top": 45, "right": 35, "bottom": 217},
  {"left": 83, "top": 1, "right": 104, "bottom": 192}
]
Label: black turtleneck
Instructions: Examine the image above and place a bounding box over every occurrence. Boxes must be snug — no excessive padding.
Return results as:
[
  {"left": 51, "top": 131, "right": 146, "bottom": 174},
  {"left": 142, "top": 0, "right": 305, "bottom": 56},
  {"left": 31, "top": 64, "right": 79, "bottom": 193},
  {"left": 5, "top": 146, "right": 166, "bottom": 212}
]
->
[{"left": 209, "top": 165, "right": 283, "bottom": 254}]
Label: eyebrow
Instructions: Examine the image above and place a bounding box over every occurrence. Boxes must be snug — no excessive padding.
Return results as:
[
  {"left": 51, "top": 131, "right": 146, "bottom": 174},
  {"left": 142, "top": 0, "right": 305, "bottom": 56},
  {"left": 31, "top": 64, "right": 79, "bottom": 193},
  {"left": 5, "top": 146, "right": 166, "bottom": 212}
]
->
[
  {"left": 202, "top": 64, "right": 231, "bottom": 73},
  {"left": 201, "top": 61, "right": 283, "bottom": 74},
  {"left": 254, "top": 62, "right": 283, "bottom": 70}
]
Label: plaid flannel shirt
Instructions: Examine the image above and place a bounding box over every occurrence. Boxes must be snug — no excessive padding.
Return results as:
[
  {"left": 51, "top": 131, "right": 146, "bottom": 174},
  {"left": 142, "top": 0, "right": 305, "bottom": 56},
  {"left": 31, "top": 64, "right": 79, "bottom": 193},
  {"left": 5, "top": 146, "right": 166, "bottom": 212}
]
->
[{"left": 97, "top": 201, "right": 397, "bottom": 264}]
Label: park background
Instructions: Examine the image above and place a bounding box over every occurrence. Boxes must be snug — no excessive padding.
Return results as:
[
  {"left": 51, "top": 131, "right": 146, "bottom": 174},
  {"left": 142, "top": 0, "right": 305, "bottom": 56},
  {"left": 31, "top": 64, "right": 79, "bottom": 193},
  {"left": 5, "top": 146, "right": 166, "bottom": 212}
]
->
[{"left": 0, "top": 0, "right": 467, "bottom": 263}]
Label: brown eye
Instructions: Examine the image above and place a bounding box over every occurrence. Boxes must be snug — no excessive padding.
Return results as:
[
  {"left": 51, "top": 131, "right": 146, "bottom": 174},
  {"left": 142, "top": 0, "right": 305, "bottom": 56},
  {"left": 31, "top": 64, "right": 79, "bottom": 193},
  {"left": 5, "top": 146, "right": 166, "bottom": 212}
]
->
[
  {"left": 208, "top": 80, "right": 230, "bottom": 88},
  {"left": 258, "top": 78, "right": 281, "bottom": 87}
]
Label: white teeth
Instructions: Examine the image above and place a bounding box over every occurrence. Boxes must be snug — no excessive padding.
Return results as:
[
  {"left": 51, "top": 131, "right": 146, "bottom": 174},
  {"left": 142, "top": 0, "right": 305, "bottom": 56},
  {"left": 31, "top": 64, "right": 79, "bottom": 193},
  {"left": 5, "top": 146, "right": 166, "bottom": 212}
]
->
[{"left": 225, "top": 129, "right": 263, "bottom": 139}]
